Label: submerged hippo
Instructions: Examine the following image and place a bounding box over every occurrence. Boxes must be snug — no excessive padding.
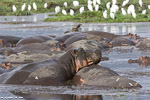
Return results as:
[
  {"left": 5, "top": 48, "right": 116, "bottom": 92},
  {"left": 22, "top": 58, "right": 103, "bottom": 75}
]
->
[
  {"left": 16, "top": 35, "right": 53, "bottom": 46},
  {"left": 111, "top": 37, "right": 136, "bottom": 47},
  {"left": 0, "top": 35, "right": 22, "bottom": 47},
  {"left": 128, "top": 56, "right": 150, "bottom": 67},
  {"left": 73, "top": 65, "right": 142, "bottom": 89},
  {"left": 0, "top": 48, "right": 101, "bottom": 85}
]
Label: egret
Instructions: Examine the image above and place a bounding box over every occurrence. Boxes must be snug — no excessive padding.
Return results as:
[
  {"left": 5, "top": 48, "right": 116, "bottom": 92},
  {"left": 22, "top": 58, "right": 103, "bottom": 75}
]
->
[
  {"left": 127, "top": 5, "right": 135, "bottom": 15},
  {"left": 73, "top": 1, "right": 79, "bottom": 7},
  {"left": 122, "top": 0, "right": 129, "bottom": 7},
  {"left": 110, "top": 12, "right": 115, "bottom": 19},
  {"left": 33, "top": 2, "right": 37, "bottom": 10},
  {"left": 79, "top": 7, "right": 84, "bottom": 14},
  {"left": 106, "top": 2, "right": 111, "bottom": 10},
  {"left": 28, "top": 5, "right": 31, "bottom": 11},
  {"left": 93, "top": 0, "right": 97, "bottom": 7},
  {"left": 121, "top": 8, "right": 126, "bottom": 15},
  {"left": 112, "top": 0, "right": 117, "bottom": 5},
  {"left": 62, "top": 9, "right": 67, "bottom": 15},
  {"left": 95, "top": 4, "right": 99, "bottom": 11},
  {"left": 110, "top": 5, "right": 119, "bottom": 14},
  {"left": 103, "top": 10, "right": 107, "bottom": 19},
  {"left": 139, "top": 0, "right": 143, "bottom": 7},
  {"left": 132, "top": 12, "right": 136, "bottom": 18},
  {"left": 88, "top": 4, "right": 93, "bottom": 11},
  {"left": 12, "top": 5, "right": 17, "bottom": 12},
  {"left": 21, "top": 3, "right": 26, "bottom": 11},
  {"left": 70, "top": 9, "right": 74, "bottom": 16},
  {"left": 88, "top": 0, "right": 92, "bottom": 5},
  {"left": 148, "top": 5, "right": 150, "bottom": 9},
  {"left": 64, "top": 2, "right": 68, "bottom": 7},
  {"left": 44, "top": 3, "right": 48, "bottom": 9},
  {"left": 142, "top": 9, "right": 146, "bottom": 14},
  {"left": 96, "top": 0, "right": 101, "bottom": 5},
  {"left": 55, "top": 6, "right": 60, "bottom": 14}
]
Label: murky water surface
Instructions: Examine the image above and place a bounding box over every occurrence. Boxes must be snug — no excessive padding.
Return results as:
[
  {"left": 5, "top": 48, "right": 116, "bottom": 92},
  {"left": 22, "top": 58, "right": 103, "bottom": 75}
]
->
[{"left": 0, "top": 13, "right": 150, "bottom": 100}]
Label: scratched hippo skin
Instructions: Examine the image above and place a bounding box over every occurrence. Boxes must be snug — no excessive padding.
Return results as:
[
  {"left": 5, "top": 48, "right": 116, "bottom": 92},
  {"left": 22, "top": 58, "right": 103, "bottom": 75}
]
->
[{"left": 74, "top": 65, "right": 142, "bottom": 89}]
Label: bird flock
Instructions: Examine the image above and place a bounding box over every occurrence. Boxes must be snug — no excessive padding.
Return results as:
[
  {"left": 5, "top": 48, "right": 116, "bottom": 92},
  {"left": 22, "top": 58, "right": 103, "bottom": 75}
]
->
[
  {"left": 12, "top": 0, "right": 150, "bottom": 20},
  {"left": 12, "top": 2, "right": 48, "bottom": 13},
  {"left": 54, "top": 0, "right": 150, "bottom": 19}
]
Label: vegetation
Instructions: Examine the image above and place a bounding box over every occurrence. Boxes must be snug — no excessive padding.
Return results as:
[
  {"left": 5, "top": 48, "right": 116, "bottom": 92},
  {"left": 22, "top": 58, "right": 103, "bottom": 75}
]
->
[{"left": 1, "top": 0, "right": 150, "bottom": 22}]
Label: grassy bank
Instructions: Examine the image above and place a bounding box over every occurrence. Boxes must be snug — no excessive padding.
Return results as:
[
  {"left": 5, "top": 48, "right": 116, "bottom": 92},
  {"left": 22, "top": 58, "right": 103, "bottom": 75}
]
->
[{"left": 45, "top": 0, "right": 150, "bottom": 23}]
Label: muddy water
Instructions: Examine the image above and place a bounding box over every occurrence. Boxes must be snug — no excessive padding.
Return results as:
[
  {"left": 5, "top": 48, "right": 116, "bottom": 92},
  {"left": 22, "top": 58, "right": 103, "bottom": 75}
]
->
[{"left": 0, "top": 13, "right": 150, "bottom": 100}]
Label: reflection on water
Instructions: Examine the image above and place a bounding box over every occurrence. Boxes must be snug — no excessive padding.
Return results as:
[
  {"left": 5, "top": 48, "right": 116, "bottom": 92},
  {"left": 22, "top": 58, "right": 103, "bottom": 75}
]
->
[{"left": 13, "top": 92, "right": 103, "bottom": 100}]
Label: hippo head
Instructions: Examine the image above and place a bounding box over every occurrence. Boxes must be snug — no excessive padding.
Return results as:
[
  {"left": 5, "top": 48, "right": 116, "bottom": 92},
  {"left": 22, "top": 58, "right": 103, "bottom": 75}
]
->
[
  {"left": 71, "top": 48, "right": 88, "bottom": 72},
  {"left": 138, "top": 56, "right": 149, "bottom": 66},
  {"left": 51, "top": 42, "right": 66, "bottom": 51},
  {"left": 86, "top": 49, "right": 102, "bottom": 66}
]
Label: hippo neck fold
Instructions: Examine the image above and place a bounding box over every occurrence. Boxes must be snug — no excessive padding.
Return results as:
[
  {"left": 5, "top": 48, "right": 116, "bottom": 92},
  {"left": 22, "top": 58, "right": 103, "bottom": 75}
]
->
[{"left": 57, "top": 50, "right": 76, "bottom": 78}]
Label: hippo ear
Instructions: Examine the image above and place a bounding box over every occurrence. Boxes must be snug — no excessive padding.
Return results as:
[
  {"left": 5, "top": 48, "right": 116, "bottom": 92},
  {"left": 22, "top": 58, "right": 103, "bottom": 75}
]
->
[{"left": 71, "top": 49, "right": 78, "bottom": 57}]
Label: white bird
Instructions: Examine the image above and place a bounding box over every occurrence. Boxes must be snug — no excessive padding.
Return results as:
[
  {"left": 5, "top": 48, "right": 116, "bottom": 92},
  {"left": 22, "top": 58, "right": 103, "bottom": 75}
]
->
[
  {"left": 110, "top": 5, "right": 119, "bottom": 13},
  {"left": 103, "top": 10, "right": 107, "bottom": 18},
  {"left": 148, "top": 5, "right": 150, "bottom": 9},
  {"left": 96, "top": 0, "right": 101, "bottom": 5},
  {"left": 28, "top": 5, "right": 31, "bottom": 11},
  {"left": 106, "top": 2, "right": 111, "bottom": 10},
  {"left": 21, "top": 3, "right": 26, "bottom": 11},
  {"left": 110, "top": 12, "right": 115, "bottom": 19},
  {"left": 127, "top": 5, "right": 135, "bottom": 15},
  {"left": 121, "top": 8, "right": 127, "bottom": 15},
  {"left": 33, "top": 2, "right": 37, "bottom": 10},
  {"left": 73, "top": 1, "right": 79, "bottom": 7},
  {"left": 95, "top": 4, "right": 99, "bottom": 11},
  {"left": 132, "top": 12, "right": 136, "bottom": 18},
  {"left": 44, "top": 3, "right": 48, "bottom": 9},
  {"left": 64, "top": 2, "right": 68, "bottom": 7},
  {"left": 142, "top": 9, "right": 146, "bottom": 14},
  {"left": 62, "top": 9, "right": 67, "bottom": 15},
  {"left": 93, "top": 0, "right": 97, "bottom": 7},
  {"left": 139, "top": 0, "right": 143, "bottom": 7},
  {"left": 79, "top": 7, "right": 84, "bottom": 14},
  {"left": 88, "top": 4, "right": 93, "bottom": 11},
  {"left": 88, "top": 0, "right": 92, "bottom": 5},
  {"left": 70, "top": 9, "right": 74, "bottom": 16},
  {"left": 12, "top": 5, "right": 17, "bottom": 12},
  {"left": 112, "top": 0, "right": 117, "bottom": 5},
  {"left": 122, "top": 0, "right": 129, "bottom": 7},
  {"left": 55, "top": 6, "right": 60, "bottom": 14}
]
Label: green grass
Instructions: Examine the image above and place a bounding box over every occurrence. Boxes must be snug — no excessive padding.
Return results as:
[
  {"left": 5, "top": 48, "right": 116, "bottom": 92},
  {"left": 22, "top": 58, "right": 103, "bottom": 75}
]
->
[{"left": 1, "top": 0, "right": 150, "bottom": 22}]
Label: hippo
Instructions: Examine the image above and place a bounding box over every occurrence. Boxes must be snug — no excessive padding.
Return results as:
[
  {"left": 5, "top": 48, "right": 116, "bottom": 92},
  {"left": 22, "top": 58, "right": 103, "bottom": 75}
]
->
[
  {"left": 0, "top": 48, "right": 101, "bottom": 85},
  {"left": 3, "top": 40, "right": 66, "bottom": 67},
  {"left": 55, "top": 32, "right": 81, "bottom": 43},
  {"left": 128, "top": 56, "right": 150, "bottom": 67},
  {"left": 73, "top": 65, "right": 142, "bottom": 89},
  {"left": 136, "top": 39, "right": 150, "bottom": 50},
  {"left": 0, "top": 35, "right": 22, "bottom": 47},
  {"left": 16, "top": 35, "right": 53, "bottom": 46},
  {"left": 111, "top": 37, "right": 136, "bottom": 47}
]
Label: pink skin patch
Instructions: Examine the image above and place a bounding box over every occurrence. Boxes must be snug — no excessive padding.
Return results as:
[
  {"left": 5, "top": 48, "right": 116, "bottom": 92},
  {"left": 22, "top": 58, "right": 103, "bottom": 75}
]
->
[{"left": 75, "top": 58, "right": 88, "bottom": 72}]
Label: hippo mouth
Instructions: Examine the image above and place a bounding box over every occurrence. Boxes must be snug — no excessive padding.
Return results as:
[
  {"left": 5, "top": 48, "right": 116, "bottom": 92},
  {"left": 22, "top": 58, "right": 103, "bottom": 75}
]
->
[{"left": 74, "top": 58, "right": 88, "bottom": 72}]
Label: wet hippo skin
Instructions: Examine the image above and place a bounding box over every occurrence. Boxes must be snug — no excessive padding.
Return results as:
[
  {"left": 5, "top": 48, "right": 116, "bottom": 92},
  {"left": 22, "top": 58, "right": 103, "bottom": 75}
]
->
[
  {"left": 16, "top": 35, "right": 53, "bottom": 46},
  {"left": 74, "top": 65, "right": 142, "bottom": 89},
  {"left": 0, "top": 48, "right": 101, "bottom": 85}
]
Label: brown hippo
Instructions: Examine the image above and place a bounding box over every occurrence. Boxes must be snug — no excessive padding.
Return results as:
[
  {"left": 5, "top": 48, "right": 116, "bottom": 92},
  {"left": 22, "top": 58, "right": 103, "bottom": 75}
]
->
[
  {"left": 128, "top": 56, "right": 150, "bottom": 67},
  {"left": 0, "top": 48, "right": 101, "bottom": 85},
  {"left": 111, "top": 37, "right": 136, "bottom": 47},
  {"left": 73, "top": 65, "right": 142, "bottom": 89},
  {"left": 136, "top": 39, "right": 150, "bottom": 50},
  {"left": 16, "top": 35, "right": 53, "bottom": 46},
  {"left": 55, "top": 32, "right": 81, "bottom": 43},
  {"left": 3, "top": 40, "right": 66, "bottom": 67},
  {"left": 0, "top": 35, "right": 22, "bottom": 47}
]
